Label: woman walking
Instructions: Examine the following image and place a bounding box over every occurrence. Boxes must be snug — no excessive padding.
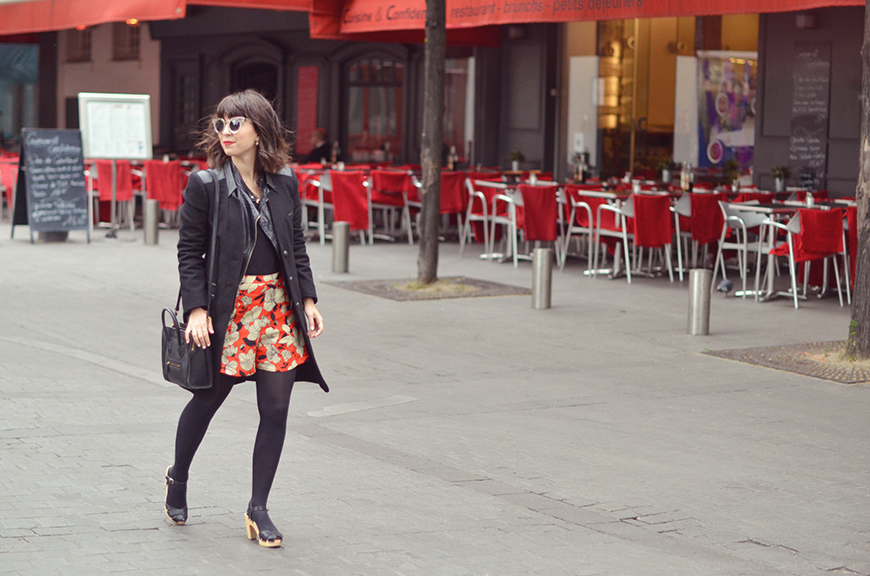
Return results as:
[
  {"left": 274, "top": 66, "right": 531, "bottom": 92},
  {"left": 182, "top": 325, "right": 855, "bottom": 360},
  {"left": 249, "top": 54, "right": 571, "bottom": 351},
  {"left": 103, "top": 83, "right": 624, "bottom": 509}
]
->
[{"left": 165, "top": 89, "right": 328, "bottom": 548}]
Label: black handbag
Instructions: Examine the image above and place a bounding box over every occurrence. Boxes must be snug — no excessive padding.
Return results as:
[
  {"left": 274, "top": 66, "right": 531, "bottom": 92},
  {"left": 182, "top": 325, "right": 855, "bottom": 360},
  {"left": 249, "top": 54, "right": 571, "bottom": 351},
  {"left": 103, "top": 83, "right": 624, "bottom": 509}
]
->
[{"left": 161, "top": 170, "right": 220, "bottom": 391}]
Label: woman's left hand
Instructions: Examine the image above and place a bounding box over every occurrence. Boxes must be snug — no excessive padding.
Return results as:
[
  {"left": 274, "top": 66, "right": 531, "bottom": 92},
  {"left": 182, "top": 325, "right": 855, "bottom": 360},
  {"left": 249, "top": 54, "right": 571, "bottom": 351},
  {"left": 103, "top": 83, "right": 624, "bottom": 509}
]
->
[{"left": 303, "top": 298, "right": 324, "bottom": 338}]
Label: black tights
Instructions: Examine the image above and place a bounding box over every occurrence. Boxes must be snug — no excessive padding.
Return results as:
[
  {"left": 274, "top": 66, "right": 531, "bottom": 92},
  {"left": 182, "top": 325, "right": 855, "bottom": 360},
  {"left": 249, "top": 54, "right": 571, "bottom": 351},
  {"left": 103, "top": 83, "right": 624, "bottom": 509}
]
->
[{"left": 169, "top": 369, "right": 296, "bottom": 508}]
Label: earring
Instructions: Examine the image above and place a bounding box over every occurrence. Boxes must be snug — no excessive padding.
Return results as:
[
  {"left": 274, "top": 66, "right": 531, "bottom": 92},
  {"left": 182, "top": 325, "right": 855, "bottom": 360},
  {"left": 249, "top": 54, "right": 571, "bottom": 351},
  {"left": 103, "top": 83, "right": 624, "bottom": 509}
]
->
[{"left": 256, "top": 140, "right": 260, "bottom": 146}]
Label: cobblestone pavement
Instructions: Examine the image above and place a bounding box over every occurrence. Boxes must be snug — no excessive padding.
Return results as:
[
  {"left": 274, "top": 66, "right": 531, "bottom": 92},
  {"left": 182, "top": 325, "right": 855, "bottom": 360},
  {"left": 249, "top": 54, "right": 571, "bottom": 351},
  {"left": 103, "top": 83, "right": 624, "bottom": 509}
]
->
[{"left": 0, "top": 223, "right": 867, "bottom": 575}]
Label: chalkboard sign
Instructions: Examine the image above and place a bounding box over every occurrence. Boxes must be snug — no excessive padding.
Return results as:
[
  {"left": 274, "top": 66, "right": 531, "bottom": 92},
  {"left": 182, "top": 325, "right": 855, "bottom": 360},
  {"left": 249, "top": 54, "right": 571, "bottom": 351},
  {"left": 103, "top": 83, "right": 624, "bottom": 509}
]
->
[
  {"left": 789, "top": 43, "right": 831, "bottom": 190},
  {"left": 11, "top": 129, "right": 90, "bottom": 242}
]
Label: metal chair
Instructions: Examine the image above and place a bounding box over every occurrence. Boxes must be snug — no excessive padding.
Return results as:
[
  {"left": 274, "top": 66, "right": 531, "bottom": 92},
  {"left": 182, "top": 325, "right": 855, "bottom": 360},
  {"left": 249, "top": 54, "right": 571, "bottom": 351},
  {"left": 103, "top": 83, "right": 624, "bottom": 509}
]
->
[
  {"left": 370, "top": 169, "right": 414, "bottom": 244},
  {"left": 459, "top": 178, "right": 496, "bottom": 258},
  {"left": 300, "top": 169, "right": 332, "bottom": 245},
  {"left": 711, "top": 201, "right": 767, "bottom": 298},
  {"left": 597, "top": 193, "right": 675, "bottom": 284},
  {"left": 561, "top": 185, "right": 600, "bottom": 272}
]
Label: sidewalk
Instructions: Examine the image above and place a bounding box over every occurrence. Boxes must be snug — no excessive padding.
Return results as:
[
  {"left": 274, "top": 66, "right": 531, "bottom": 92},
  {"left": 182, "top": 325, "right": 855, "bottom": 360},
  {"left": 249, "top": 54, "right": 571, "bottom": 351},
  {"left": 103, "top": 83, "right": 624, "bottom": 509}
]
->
[{"left": 0, "top": 223, "right": 866, "bottom": 576}]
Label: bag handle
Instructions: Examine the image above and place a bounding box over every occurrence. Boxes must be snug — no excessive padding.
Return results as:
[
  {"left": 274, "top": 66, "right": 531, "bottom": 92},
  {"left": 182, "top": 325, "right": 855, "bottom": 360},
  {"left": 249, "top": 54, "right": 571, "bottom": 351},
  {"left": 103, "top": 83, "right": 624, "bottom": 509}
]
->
[
  {"left": 162, "top": 307, "right": 184, "bottom": 346},
  {"left": 176, "top": 170, "right": 221, "bottom": 317}
]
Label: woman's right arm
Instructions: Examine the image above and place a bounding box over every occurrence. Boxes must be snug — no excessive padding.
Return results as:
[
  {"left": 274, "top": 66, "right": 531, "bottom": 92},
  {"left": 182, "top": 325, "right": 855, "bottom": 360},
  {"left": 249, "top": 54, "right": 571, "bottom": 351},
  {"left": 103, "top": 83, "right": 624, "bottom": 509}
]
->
[{"left": 177, "top": 173, "right": 214, "bottom": 346}]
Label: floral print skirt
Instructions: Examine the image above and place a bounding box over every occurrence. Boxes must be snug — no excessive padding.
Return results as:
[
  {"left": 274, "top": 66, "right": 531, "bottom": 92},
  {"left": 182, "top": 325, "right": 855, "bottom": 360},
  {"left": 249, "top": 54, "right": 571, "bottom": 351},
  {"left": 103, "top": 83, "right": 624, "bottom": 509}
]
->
[{"left": 220, "top": 273, "right": 308, "bottom": 377}]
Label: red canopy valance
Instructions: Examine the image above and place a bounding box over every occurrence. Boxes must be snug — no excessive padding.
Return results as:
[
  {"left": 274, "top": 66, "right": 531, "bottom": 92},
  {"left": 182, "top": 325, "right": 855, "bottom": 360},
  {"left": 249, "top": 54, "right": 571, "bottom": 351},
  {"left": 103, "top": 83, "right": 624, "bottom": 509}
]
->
[
  {"left": 0, "top": 0, "right": 310, "bottom": 37},
  {"left": 0, "top": 0, "right": 187, "bottom": 35},
  {"left": 0, "top": 0, "right": 861, "bottom": 44},
  {"left": 188, "top": 0, "right": 310, "bottom": 10},
  {"left": 310, "top": 0, "right": 863, "bottom": 40}
]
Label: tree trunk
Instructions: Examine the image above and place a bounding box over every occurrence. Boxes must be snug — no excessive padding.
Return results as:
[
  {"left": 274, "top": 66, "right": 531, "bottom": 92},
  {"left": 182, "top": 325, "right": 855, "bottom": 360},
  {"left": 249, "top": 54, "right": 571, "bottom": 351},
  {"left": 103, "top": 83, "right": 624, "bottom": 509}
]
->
[
  {"left": 416, "top": 0, "right": 446, "bottom": 285},
  {"left": 847, "top": 0, "right": 870, "bottom": 359}
]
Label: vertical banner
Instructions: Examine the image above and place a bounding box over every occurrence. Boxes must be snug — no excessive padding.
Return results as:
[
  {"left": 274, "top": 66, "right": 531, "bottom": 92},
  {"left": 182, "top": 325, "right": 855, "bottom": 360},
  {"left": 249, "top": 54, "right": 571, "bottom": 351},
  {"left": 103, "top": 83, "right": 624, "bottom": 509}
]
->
[
  {"left": 696, "top": 51, "right": 757, "bottom": 171},
  {"left": 673, "top": 56, "right": 699, "bottom": 168},
  {"left": 789, "top": 43, "right": 831, "bottom": 190},
  {"left": 296, "top": 66, "right": 320, "bottom": 157},
  {"left": 566, "top": 56, "right": 599, "bottom": 170}
]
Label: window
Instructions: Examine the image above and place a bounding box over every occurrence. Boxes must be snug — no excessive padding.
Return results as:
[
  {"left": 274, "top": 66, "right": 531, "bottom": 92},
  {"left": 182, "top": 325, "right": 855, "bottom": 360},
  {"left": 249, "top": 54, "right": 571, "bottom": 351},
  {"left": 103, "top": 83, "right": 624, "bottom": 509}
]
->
[
  {"left": 66, "top": 28, "right": 92, "bottom": 63},
  {"left": 0, "top": 44, "right": 38, "bottom": 144},
  {"left": 346, "top": 57, "right": 404, "bottom": 163},
  {"left": 113, "top": 21, "right": 140, "bottom": 61}
]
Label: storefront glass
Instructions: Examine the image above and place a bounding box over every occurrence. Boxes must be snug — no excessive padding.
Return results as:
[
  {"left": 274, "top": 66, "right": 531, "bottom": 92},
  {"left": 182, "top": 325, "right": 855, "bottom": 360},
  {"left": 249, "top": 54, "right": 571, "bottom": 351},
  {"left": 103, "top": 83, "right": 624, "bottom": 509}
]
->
[
  {"left": 587, "top": 16, "right": 758, "bottom": 179},
  {"left": 346, "top": 57, "right": 404, "bottom": 163},
  {"left": 0, "top": 44, "right": 38, "bottom": 149}
]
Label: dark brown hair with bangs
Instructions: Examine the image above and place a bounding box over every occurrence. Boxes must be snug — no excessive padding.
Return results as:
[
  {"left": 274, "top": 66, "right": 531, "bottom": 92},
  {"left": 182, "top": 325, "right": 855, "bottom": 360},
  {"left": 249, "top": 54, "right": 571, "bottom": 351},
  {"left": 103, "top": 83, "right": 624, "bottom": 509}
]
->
[{"left": 198, "top": 89, "right": 292, "bottom": 173}]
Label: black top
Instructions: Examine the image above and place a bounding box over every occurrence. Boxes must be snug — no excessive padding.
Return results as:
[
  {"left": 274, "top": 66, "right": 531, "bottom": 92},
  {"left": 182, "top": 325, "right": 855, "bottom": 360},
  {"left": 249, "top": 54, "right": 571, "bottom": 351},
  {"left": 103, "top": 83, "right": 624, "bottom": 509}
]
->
[
  {"left": 246, "top": 218, "right": 282, "bottom": 275},
  {"left": 305, "top": 142, "right": 332, "bottom": 164},
  {"left": 238, "top": 176, "right": 282, "bottom": 276}
]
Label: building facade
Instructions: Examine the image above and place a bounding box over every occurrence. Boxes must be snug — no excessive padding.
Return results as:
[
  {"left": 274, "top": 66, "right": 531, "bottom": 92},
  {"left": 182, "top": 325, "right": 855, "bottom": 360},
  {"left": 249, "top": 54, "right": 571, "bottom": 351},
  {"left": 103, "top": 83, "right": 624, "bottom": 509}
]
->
[{"left": 1, "top": 5, "right": 864, "bottom": 196}]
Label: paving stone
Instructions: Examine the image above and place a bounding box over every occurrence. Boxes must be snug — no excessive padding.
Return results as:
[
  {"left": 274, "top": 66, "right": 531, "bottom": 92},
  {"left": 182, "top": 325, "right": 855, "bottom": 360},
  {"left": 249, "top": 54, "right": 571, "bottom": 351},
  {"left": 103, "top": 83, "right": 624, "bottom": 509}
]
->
[{"left": 0, "top": 223, "right": 867, "bottom": 576}]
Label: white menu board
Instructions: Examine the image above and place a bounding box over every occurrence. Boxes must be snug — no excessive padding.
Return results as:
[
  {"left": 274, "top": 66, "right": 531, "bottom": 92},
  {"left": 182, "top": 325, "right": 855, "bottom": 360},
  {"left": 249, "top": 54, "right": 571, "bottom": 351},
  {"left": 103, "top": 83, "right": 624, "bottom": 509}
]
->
[{"left": 78, "top": 92, "right": 152, "bottom": 160}]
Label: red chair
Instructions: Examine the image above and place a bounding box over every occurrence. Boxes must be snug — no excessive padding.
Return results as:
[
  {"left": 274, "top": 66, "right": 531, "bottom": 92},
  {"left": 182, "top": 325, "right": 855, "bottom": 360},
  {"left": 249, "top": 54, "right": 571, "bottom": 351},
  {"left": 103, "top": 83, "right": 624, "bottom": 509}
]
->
[
  {"left": 734, "top": 191, "right": 774, "bottom": 204},
  {"left": 330, "top": 170, "right": 370, "bottom": 245},
  {"left": 518, "top": 183, "right": 561, "bottom": 267},
  {"left": 763, "top": 208, "right": 848, "bottom": 308},
  {"left": 632, "top": 193, "right": 675, "bottom": 281},
  {"left": 466, "top": 170, "right": 502, "bottom": 183},
  {"left": 0, "top": 160, "right": 19, "bottom": 219},
  {"left": 439, "top": 171, "right": 467, "bottom": 216},
  {"left": 673, "top": 192, "right": 726, "bottom": 273},
  {"left": 143, "top": 160, "right": 183, "bottom": 229},
  {"left": 145, "top": 160, "right": 183, "bottom": 211},
  {"left": 788, "top": 189, "right": 829, "bottom": 201},
  {"left": 96, "top": 159, "right": 137, "bottom": 229},
  {"left": 432, "top": 170, "right": 468, "bottom": 242},
  {"left": 370, "top": 169, "right": 414, "bottom": 244},
  {"left": 598, "top": 193, "right": 675, "bottom": 283}
]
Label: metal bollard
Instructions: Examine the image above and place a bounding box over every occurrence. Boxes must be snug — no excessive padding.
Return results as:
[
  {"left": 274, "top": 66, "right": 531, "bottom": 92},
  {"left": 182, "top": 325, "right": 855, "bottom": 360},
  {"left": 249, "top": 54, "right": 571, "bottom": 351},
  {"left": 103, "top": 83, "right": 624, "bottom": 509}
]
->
[
  {"left": 332, "top": 221, "right": 350, "bottom": 273},
  {"left": 687, "top": 268, "right": 712, "bottom": 335},
  {"left": 532, "top": 248, "right": 553, "bottom": 309},
  {"left": 144, "top": 199, "right": 160, "bottom": 245}
]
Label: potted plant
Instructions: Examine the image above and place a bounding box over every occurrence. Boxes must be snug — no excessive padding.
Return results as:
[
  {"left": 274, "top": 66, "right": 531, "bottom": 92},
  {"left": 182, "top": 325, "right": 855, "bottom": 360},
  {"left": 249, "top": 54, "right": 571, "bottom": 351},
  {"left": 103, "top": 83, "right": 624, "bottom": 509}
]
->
[
  {"left": 771, "top": 165, "right": 790, "bottom": 192},
  {"left": 508, "top": 150, "right": 525, "bottom": 172},
  {"left": 657, "top": 157, "right": 678, "bottom": 184}
]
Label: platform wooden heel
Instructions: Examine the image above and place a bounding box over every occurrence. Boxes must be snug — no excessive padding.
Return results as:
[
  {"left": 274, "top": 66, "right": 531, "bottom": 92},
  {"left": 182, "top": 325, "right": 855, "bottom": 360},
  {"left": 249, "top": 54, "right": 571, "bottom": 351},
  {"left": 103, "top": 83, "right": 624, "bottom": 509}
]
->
[
  {"left": 245, "top": 505, "right": 282, "bottom": 548},
  {"left": 164, "top": 466, "right": 188, "bottom": 525}
]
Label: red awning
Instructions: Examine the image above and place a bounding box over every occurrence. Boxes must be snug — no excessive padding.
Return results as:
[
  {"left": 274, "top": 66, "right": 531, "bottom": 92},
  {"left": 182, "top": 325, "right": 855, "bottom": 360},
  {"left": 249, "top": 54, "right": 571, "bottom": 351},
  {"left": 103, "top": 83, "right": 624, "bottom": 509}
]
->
[
  {"left": 0, "top": 0, "right": 187, "bottom": 35},
  {"left": 310, "top": 0, "right": 864, "bottom": 40},
  {"left": 0, "top": 0, "right": 311, "bottom": 37},
  {"left": 309, "top": 0, "right": 501, "bottom": 45},
  {"left": 188, "top": 0, "right": 310, "bottom": 10}
]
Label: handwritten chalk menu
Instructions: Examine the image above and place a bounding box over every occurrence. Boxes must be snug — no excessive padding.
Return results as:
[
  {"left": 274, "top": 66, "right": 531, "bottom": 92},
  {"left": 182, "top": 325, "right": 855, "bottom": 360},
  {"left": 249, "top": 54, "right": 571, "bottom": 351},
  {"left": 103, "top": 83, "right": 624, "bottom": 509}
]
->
[
  {"left": 789, "top": 43, "right": 831, "bottom": 189},
  {"left": 78, "top": 92, "right": 152, "bottom": 160},
  {"left": 11, "top": 129, "right": 89, "bottom": 239}
]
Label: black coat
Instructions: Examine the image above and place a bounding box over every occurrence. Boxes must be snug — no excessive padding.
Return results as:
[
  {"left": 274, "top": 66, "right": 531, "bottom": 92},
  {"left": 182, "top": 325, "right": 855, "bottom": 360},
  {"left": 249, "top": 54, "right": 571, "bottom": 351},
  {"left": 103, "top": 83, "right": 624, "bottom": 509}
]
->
[{"left": 177, "top": 162, "right": 328, "bottom": 401}]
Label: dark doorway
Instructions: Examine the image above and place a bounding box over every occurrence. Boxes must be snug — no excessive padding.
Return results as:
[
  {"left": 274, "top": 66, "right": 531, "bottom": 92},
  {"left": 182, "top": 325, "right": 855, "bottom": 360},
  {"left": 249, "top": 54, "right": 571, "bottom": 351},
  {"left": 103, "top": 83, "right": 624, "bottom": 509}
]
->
[
  {"left": 65, "top": 97, "right": 79, "bottom": 129},
  {"left": 232, "top": 62, "right": 278, "bottom": 102}
]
